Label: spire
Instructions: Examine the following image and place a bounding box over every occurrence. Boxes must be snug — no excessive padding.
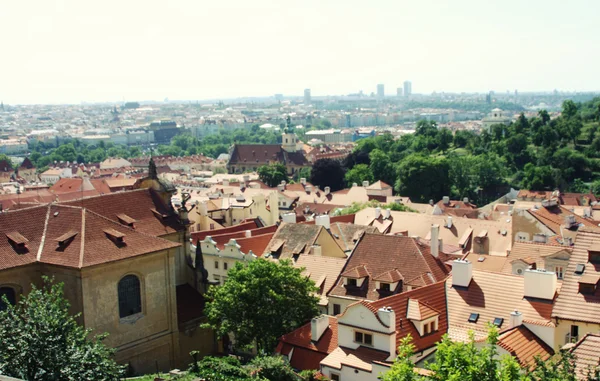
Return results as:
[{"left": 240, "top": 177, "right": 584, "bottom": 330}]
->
[
  {"left": 194, "top": 240, "right": 208, "bottom": 284},
  {"left": 148, "top": 157, "right": 158, "bottom": 179}
]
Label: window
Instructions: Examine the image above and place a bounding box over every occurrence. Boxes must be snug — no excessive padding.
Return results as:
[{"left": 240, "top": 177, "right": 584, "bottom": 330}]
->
[
  {"left": 347, "top": 278, "right": 357, "bottom": 287},
  {"left": 571, "top": 325, "right": 579, "bottom": 338},
  {"left": 380, "top": 283, "right": 391, "bottom": 292},
  {"left": 493, "top": 317, "right": 504, "bottom": 327},
  {"left": 0, "top": 287, "right": 16, "bottom": 311},
  {"left": 224, "top": 262, "right": 228, "bottom": 270},
  {"left": 118, "top": 275, "right": 142, "bottom": 318},
  {"left": 580, "top": 283, "right": 595, "bottom": 295},
  {"left": 516, "top": 268, "right": 523, "bottom": 275},
  {"left": 555, "top": 266, "right": 564, "bottom": 280},
  {"left": 575, "top": 264, "right": 586, "bottom": 275},
  {"left": 590, "top": 251, "right": 600, "bottom": 264},
  {"left": 354, "top": 331, "right": 373, "bottom": 346},
  {"left": 333, "top": 304, "right": 341, "bottom": 315},
  {"left": 330, "top": 373, "right": 340, "bottom": 381},
  {"left": 468, "top": 313, "right": 479, "bottom": 323},
  {"left": 215, "top": 261, "right": 219, "bottom": 269},
  {"left": 424, "top": 322, "right": 430, "bottom": 335}
]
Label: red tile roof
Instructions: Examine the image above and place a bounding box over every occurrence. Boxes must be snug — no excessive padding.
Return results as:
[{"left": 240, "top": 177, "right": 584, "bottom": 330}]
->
[
  {"left": 569, "top": 333, "right": 600, "bottom": 380},
  {"left": 191, "top": 220, "right": 258, "bottom": 242},
  {"left": 0, "top": 204, "right": 180, "bottom": 270},
  {"left": 329, "top": 234, "right": 450, "bottom": 302},
  {"left": 529, "top": 205, "right": 599, "bottom": 235},
  {"left": 496, "top": 326, "right": 554, "bottom": 369},
  {"left": 230, "top": 232, "right": 275, "bottom": 257}
]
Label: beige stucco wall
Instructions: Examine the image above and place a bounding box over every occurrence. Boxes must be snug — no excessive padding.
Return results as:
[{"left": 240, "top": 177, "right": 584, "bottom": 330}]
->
[
  {"left": 316, "top": 230, "right": 346, "bottom": 258},
  {"left": 0, "top": 264, "right": 39, "bottom": 304},
  {"left": 80, "top": 249, "right": 180, "bottom": 374},
  {"left": 554, "top": 319, "right": 600, "bottom": 351},
  {"left": 512, "top": 210, "right": 555, "bottom": 242}
]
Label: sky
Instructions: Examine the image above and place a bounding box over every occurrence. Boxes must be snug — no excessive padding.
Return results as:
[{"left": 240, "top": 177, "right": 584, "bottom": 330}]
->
[{"left": 1, "top": 0, "right": 599, "bottom": 104}]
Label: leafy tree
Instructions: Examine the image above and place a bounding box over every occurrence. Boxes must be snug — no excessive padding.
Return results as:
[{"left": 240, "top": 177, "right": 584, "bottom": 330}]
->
[
  {"left": 453, "top": 130, "right": 474, "bottom": 148},
  {"left": 258, "top": 164, "right": 288, "bottom": 187},
  {"left": 396, "top": 154, "right": 450, "bottom": 203},
  {"left": 380, "top": 336, "right": 421, "bottom": 381},
  {"left": 522, "top": 164, "right": 558, "bottom": 190},
  {"left": 188, "top": 356, "right": 251, "bottom": 381},
  {"left": 528, "top": 349, "right": 577, "bottom": 381},
  {"left": 203, "top": 259, "right": 319, "bottom": 353},
  {"left": 370, "top": 149, "right": 396, "bottom": 185},
  {"left": 345, "top": 164, "right": 373, "bottom": 186},
  {"left": 0, "top": 277, "right": 123, "bottom": 380},
  {"left": 247, "top": 355, "right": 297, "bottom": 381},
  {"left": 436, "top": 128, "right": 453, "bottom": 153},
  {"left": 310, "top": 158, "right": 346, "bottom": 192}
]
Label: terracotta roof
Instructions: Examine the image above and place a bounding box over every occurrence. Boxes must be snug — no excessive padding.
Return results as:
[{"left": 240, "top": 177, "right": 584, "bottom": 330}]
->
[
  {"left": 263, "top": 223, "right": 324, "bottom": 259},
  {"left": 569, "top": 333, "right": 600, "bottom": 380},
  {"left": 301, "top": 214, "right": 356, "bottom": 225},
  {"left": 446, "top": 270, "right": 554, "bottom": 342},
  {"left": 406, "top": 299, "right": 439, "bottom": 321},
  {"left": 341, "top": 265, "right": 370, "bottom": 279},
  {"left": 229, "top": 144, "right": 308, "bottom": 167},
  {"left": 294, "top": 202, "right": 344, "bottom": 217},
  {"left": 329, "top": 234, "right": 450, "bottom": 302},
  {"left": 230, "top": 232, "right": 275, "bottom": 257},
  {"left": 373, "top": 269, "right": 404, "bottom": 283},
  {"left": 528, "top": 205, "right": 600, "bottom": 236},
  {"left": 0, "top": 204, "right": 180, "bottom": 271},
  {"left": 553, "top": 230, "right": 600, "bottom": 323},
  {"left": 321, "top": 346, "right": 390, "bottom": 372},
  {"left": 190, "top": 220, "right": 258, "bottom": 242},
  {"left": 62, "top": 188, "right": 182, "bottom": 237},
  {"left": 496, "top": 326, "right": 554, "bottom": 368},
  {"left": 365, "top": 180, "right": 391, "bottom": 190},
  {"left": 201, "top": 225, "right": 277, "bottom": 250},
  {"left": 294, "top": 255, "right": 347, "bottom": 306}
]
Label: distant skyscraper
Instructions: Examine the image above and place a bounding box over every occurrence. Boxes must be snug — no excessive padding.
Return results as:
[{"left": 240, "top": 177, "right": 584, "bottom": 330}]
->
[
  {"left": 396, "top": 87, "right": 403, "bottom": 97},
  {"left": 304, "top": 89, "right": 311, "bottom": 105},
  {"left": 403, "top": 81, "right": 412, "bottom": 97},
  {"left": 377, "top": 84, "right": 385, "bottom": 99}
]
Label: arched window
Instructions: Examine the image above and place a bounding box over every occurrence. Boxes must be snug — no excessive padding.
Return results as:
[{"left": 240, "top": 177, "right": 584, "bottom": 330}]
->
[
  {"left": 0, "top": 287, "right": 16, "bottom": 311},
  {"left": 118, "top": 275, "right": 142, "bottom": 318}
]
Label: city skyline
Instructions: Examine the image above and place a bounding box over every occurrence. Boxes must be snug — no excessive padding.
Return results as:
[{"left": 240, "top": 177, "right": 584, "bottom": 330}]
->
[{"left": 1, "top": 0, "right": 599, "bottom": 104}]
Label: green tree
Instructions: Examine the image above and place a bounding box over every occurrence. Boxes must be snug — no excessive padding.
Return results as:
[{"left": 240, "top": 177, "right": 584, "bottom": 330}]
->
[
  {"left": 188, "top": 356, "right": 251, "bottom": 381},
  {"left": 436, "top": 128, "right": 453, "bottom": 153},
  {"left": 396, "top": 155, "right": 450, "bottom": 203},
  {"left": 248, "top": 355, "right": 297, "bottom": 381},
  {"left": 203, "top": 259, "right": 319, "bottom": 353},
  {"left": 258, "top": 164, "right": 288, "bottom": 187},
  {"left": 369, "top": 149, "right": 396, "bottom": 185},
  {"left": 521, "top": 164, "right": 558, "bottom": 190},
  {"left": 380, "top": 336, "right": 421, "bottom": 381},
  {"left": 0, "top": 277, "right": 123, "bottom": 380},
  {"left": 310, "top": 158, "right": 346, "bottom": 192},
  {"left": 345, "top": 164, "right": 373, "bottom": 186}
]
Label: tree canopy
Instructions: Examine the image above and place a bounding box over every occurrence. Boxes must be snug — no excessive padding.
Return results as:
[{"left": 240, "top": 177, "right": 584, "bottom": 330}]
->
[
  {"left": 0, "top": 277, "right": 123, "bottom": 381},
  {"left": 203, "top": 259, "right": 319, "bottom": 353},
  {"left": 310, "top": 158, "right": 346, "bottom": 192},
  {"left": 188, "top": 355, "right": 297, "bottom": 381},
  {"left": 258, "top": 164, "right": 288, "bottom": 187}
]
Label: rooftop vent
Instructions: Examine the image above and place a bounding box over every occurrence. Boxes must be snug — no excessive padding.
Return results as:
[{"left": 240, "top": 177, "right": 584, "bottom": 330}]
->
[
  {"left": 575, "top": 263, "right": 586, "bottom": 275},
  {"left": 117, "top": 213, "right": 136, "bottom": 227},
  {"left": 55, "top": 230, "right": 78, "bottom": 249},
  {"left": 103, "top": 228, "right": 126, "bottom": 245}
]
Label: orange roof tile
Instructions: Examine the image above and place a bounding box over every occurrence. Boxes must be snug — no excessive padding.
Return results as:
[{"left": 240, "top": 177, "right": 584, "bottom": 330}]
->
[{"left": 569, "top": 333, "right": 600, "bottom": 380}]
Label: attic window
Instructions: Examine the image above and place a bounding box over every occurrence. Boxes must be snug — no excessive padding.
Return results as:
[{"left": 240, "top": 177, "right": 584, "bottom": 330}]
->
[
  {"left": 103, "top": 228, "right": 126, "bottom": 245},
  {"left": 6, "top": 231, "right": 29, "bottom": 253},
  {"left": 493, "top": 317, "right": 504, "bottom": 327},
  {"left": 380, "top": 282, "right": 391, "bottom": 292},
  {"left": 575, "top": 264, "right": 586, "bottom": 275},
  {"left": 117, "top": 214, "right": 136, "bottom": 227},
  {"left": 347, "top": 278, "right": 357, "bottom": 287},
  {"left": 55, "top": 230, "right": 78, "bottom": 248},
  {"left": 589, "top": 249, "right": 600, "bottom": 264},
  {"left": 468, "top": 313, "right": 479, "bottom": 323}
]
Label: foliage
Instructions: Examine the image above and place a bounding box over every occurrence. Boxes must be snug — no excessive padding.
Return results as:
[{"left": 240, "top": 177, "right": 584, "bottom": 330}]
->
[
  {"left": 344, "top": 164, "right": 373, "bottom": 186},
  {"left": 0, "top": 277, "right": 123, "bottom": 380},
  {"left": 334, "top": 200, "right": 417, "bottom": 216},
  {"left": 188, "top": 355, "right": 297, "bottom": 381},
  {"left": 299, "top": 369, "right": 328, "bottom": 381},
  {"left": 395, "top": 154, "right": 450, "bottom": 203},
  {"left": 310, "top": 158, "right": 346, "bottom": 192},
  {"left": 203, "top": 259, "right": 319, "bottom": 353},
  {"left": 258, "top": 164, "right": 288, "bottom": 187},
  {"left": 0, "top": 154, "right": 13, "bottom": 169}
]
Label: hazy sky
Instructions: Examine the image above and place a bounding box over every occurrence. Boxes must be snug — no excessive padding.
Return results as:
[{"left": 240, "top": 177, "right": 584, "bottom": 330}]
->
[{"left": 1, "top": 0, "right": 599, "bottom": 104}]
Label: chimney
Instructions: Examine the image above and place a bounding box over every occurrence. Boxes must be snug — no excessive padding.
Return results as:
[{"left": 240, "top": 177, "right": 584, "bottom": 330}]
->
[
  {"left": 281, "top": 180, "right": 287, "bottom": 186},
  {"left": 311, "top": 245, "right": 322, "bottom": 256},
  {"left": 222, "top": 180, "right": 229, "bottom": 187},
  {"left": 452, "top": 259, "right": 473, "bottom": 288},
  {"left": 282, "top": 213, "right": 297, "bottom": 224},
  {"left": 376, "top": 307, "right": 396, "bottom": 333},
  {"left": 442, "top": 196, "right": 450, "bottom": 205},
  {"left": 245, "top": 230, "right": 252, "bottom": 238},
  {"left": 431, "top": 224, "right": 440, "bottom": 258},
  {"left": 429, "top": 199, "right": 434, "bottom": 206},
  {"left": 324, "top": 186, "right": 330, "bottom": 195},
  {"left": 533, "top": 233, "right": 548, "bottom": 244},
  {"left": 383, "top": 208, "right": 391, "bottom": 219},
  {"left": 565, "top": 215, "right": 577, "bottom": 228},
  {"left": 563, "top": 237, "right": 573, "bottom": 246},
  {"left": 374, "top": 207, "right": 382, "bottom": 219},
  {"left": 315, "top": 215, "right": 331, "bottom": 229},
  {"left": 352, "top": 182, "right": 358, "bottom": 187},
  {"left": 463, "top": 197, "right": 469, "bottom": 204},
  {"left": 300, "top": 177, "right": 306, "bottom": 185},
  {"left": 306, "top": 185, "right": 313, "bottom": 192},
  {"left": 277, "top": 184, "right": 285, "bottom": 192},
  {"left": 509, "top": 310, "right": 523, "bottom": 328},
  {"left": 243, "top": 174, "right": 250, "bottom": 183},
  {"left": 446, "top": 216, "right": 453, "bottom": 228},
  {"left": 315, "top": 185, "right": 320, "bottom": 192},
  {"left": 524, "top": 269, "right": 557, "bottom": 300},
  {"left": 311, "top": 315, "right": 329, "bottom": 342},
  {"left": 362, "top": 181, "right": 369, "bottom": 187}
]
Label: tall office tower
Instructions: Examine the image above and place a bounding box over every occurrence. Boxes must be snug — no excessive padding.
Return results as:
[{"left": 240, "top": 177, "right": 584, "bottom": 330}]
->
[
  {"left": 377, "top": 84, "right": 385, "bottom": 99},
  {"left": 403, "top": 81, "right": 412, "bottom": 97},
  {"left": 304, "top": 89, "right": 311, "bottom": 104},
  {"left": 396, "top": 87, "right": 403, "bottom": 97}
]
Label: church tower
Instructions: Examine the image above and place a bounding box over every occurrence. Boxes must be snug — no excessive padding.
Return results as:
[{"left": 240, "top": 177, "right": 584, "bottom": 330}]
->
[{"left": 281, "top": 115, "right": 298, "bottom": 152}]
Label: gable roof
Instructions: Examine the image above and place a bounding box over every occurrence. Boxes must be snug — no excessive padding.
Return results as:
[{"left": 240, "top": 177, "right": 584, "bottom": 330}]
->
[
  {"left": 553, "top": 229, "right": 600, "bottom": 323},
  {"left": 263, "top": 223, "right": 323, "bottom": 259},
  {"left": 329, "top": 234, "right": 450, "bottom": 302},
  {"left": 228, "top": 144, "right": 308, "bottom": 167},
  {"left": 19, "top": 157, "right": 35, "bottom": 169},
  {"left": 62, "top": 188, "right": 182, "bottom": 237},
  {"left": 0, "top": 204, "right": 180, "bottom": 271},
  {"left": 496, "top": 325, "right": 554, "bottom": 369},
  {"left": 569, "top": 333, "right": 600, "bottom": 380},
  {"left": 190, "top": 220, "right": 259, "bottom": 242},
  {"left": 295, "top": 255, "right": 347, "bottom": 306},
  {"left": 446, "top": 270, "right": 555, "bottom": 342},
  {"left": 528, "top": 205, "right": 600, "bottom": 236}
]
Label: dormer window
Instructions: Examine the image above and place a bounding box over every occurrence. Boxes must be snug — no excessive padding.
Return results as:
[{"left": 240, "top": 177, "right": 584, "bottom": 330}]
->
[
  {"left": 6, "top": 231, "right": 29, "bottom": 254},
  {"left": 103, "top": 228, "right": 126, "bottom": 245},
  {"left": 55, "top": 230, "right": 78, "bottom": 249},
  {"left": 578, "top": 275, "right": 599, "bottom": 295},
  {"left": 588, "top": 245, "right": 600, "bottom": 264},
  {"left": 347, "top": 278, "right": 357, "bottom": 287},
  {"left": 117, "top": 213, "right": 136, "bottom": 228},
  {"left": 380, "top": 283, "right": 391, "bottom": 292}
]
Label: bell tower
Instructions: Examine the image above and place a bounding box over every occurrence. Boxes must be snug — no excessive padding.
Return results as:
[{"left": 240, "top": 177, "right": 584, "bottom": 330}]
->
[{"left": 281, "top": 115, "right": 297, "bottom": 152}]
